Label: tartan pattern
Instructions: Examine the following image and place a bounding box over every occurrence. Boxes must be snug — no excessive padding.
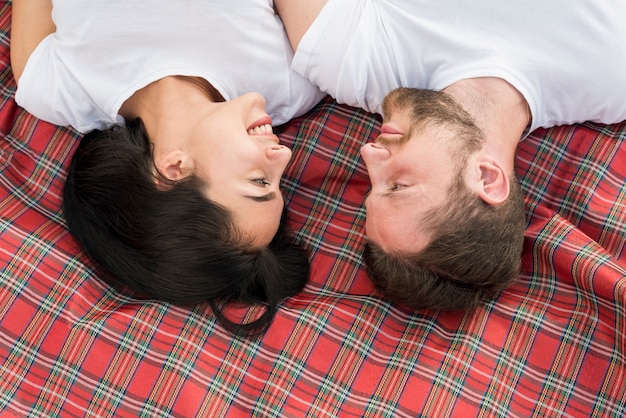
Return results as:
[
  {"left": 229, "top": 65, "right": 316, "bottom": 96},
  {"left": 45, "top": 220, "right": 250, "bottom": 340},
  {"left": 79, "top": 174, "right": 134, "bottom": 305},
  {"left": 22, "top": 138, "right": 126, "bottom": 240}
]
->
[{"left": 1, "top": 2, "right": 625, "bottom": 416}]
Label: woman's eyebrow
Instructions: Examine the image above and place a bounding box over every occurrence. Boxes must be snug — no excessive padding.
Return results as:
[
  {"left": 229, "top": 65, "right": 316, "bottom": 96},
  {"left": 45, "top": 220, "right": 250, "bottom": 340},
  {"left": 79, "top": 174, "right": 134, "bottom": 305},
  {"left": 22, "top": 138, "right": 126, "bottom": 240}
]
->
[{"left": 245, "top": 192, "right": 277, "bottom": 202}]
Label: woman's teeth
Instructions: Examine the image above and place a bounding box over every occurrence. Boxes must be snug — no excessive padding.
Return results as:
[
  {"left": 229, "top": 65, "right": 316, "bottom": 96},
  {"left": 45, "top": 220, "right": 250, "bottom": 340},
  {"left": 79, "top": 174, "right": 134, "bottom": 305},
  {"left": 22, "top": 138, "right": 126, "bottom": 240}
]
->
[{"left": 248, "top": 124, "right": 273, "bottom": 135}]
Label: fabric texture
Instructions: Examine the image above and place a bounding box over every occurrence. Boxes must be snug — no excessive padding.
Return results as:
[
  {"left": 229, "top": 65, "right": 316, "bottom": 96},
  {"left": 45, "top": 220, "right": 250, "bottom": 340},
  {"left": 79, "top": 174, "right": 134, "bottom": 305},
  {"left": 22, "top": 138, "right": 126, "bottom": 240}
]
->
[
  {"left": 292, "top": 0, "right": 626, "bottom": 134},
  {"left": 1, "top": 2, "right": 625, "bottom": 416},
  {"left": 14, "top": 0, "right": 324, "bottom": 132}
]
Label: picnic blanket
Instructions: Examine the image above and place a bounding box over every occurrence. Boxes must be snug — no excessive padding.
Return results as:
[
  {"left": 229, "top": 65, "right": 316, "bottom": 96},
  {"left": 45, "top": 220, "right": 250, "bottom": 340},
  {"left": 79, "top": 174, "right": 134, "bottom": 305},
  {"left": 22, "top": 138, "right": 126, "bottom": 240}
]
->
[{"left": 1, "top": 2, "right": 625, "bottom": 416}]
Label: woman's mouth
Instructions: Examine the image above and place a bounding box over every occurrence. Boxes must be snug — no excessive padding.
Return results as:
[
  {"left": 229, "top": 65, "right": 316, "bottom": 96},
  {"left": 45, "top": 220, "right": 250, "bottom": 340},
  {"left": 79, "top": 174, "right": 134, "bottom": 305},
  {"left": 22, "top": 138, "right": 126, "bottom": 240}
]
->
[
  {"left": 247, "top": 123, "right": 273, "bottom": 135},
  {"left": 247, "top": 115, "right": 273, "bottom": 135}
]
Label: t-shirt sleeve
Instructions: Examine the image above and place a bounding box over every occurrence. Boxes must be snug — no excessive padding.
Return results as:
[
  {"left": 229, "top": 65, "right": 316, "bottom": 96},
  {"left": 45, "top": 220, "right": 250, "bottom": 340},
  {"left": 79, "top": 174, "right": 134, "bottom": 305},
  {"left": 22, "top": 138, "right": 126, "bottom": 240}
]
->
[
  {"left": 291, "top": 0, "right": 388, "bottom": 115},
  {"left": 14, "top": 35, "right": 113, "bottom": 133}
]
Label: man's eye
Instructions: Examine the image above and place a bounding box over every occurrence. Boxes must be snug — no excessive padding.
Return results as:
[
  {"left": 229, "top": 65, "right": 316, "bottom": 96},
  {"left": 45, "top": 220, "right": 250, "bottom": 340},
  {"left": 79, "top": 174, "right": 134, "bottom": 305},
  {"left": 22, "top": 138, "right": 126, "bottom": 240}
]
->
[{"left": 390, "top": 184, "right": 405, "bottom": 191}]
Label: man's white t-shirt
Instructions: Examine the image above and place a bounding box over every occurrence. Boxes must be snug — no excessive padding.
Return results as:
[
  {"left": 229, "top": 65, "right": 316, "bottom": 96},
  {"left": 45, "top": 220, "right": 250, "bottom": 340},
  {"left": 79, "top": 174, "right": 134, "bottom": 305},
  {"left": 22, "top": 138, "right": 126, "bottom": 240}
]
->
[
  {"left": 15, "top": 0, "right": 326, "bottom": 133},
  {"left": 293, "top": 0, "right": 626, "bottom": 134}
]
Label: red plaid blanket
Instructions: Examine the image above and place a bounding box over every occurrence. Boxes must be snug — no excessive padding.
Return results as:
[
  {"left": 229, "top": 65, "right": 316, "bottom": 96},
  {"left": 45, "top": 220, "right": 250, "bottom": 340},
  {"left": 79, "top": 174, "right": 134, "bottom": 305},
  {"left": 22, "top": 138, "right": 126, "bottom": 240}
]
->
[{"left": 1, "top": 2, "right": 624, "bottom": 416}]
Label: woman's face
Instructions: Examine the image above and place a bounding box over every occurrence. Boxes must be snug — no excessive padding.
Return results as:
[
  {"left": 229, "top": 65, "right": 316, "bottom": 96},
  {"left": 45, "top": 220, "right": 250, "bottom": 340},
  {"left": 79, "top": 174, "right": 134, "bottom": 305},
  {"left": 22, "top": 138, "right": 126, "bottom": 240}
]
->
[{"left": 188, "top": 92, "right": 293, "bottom": 248}]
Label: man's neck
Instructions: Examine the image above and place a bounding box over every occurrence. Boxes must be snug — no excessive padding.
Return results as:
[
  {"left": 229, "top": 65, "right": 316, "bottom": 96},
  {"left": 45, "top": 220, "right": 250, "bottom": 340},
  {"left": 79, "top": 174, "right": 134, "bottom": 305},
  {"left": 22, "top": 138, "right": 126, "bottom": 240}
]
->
[{"left": 443, "top": 77, "right": 530, "bottom": 169}]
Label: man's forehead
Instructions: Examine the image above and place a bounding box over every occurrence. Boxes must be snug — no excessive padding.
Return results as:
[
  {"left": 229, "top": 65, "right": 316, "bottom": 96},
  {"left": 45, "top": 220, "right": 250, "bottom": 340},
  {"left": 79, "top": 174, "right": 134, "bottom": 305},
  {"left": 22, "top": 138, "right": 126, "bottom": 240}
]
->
[{"left": 365, "top": 199, "right": 430, "bottom": 255}]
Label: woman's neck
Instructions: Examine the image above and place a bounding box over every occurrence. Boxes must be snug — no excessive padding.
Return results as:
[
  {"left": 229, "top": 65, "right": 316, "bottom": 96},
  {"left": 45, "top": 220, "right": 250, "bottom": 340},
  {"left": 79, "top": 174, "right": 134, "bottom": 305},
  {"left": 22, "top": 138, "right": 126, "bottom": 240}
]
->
[
  {"left": 119, "top": 76, "right": 223, "bottom": 148},
  {"left": 120, "top": 76, "right": 223, "bottom": 123}
]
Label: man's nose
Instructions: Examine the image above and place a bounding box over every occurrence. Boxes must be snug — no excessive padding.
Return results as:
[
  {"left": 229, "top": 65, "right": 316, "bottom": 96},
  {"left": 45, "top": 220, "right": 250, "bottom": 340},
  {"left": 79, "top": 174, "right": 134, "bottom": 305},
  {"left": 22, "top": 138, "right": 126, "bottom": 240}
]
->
[
  {"left": 360, "top": 142, "right": 391, "bottom": 164},
  {"left": 360, "top": 143, "right": 392, "bottom": 189}
]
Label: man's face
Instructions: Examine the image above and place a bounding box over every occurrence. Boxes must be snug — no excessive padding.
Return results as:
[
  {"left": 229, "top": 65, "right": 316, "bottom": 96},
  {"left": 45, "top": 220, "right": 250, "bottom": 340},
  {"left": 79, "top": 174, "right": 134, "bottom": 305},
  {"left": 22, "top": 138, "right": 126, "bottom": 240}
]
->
[{"left": 360, "top": 107, "right": 460, "bottom": 254}]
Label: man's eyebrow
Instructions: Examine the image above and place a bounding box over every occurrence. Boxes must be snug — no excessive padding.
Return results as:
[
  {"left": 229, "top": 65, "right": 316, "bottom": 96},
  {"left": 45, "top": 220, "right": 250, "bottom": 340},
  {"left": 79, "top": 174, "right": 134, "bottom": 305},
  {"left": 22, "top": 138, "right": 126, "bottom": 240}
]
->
[
  {"left": 381, "top": 190, "right": 412, "bottom": 201},
  {"left": 245, "top": 192, "right": 277, "bottom": 202}
]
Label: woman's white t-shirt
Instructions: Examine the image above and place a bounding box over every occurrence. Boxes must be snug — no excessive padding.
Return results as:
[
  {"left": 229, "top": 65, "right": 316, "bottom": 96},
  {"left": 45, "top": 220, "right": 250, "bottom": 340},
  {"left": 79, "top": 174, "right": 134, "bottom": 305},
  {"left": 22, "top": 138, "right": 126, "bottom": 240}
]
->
[{"left": 15, "top": 0, "right": 326, "bottom": 133}]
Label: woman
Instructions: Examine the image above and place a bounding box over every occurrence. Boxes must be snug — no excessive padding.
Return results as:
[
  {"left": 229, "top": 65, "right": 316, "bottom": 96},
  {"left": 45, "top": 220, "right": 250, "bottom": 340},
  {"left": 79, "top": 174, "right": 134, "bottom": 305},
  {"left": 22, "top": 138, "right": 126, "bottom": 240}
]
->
[{"left": 11, "top": 0, "right": 325, "bottom": 335}]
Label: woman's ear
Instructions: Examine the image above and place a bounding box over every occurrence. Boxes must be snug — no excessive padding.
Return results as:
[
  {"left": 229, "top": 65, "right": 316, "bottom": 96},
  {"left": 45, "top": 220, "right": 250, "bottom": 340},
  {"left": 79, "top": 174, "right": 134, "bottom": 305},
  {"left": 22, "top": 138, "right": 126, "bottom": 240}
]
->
[
  {"left": 155, "top": 150, "right": 194, "bottom": 185},
  {"left": 468, "top": 156, "right": 510, "bottom": 205}
]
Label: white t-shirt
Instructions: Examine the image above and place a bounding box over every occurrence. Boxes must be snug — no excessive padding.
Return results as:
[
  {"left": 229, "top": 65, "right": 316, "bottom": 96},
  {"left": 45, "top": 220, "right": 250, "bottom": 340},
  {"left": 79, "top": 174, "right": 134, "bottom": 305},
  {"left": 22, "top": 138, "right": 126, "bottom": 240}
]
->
[
  {"left": 15, "top": 0, "right": 326, "bottom": 133},
  {"left": 293, "top": 0, "right": 626, "bottom": 134}
]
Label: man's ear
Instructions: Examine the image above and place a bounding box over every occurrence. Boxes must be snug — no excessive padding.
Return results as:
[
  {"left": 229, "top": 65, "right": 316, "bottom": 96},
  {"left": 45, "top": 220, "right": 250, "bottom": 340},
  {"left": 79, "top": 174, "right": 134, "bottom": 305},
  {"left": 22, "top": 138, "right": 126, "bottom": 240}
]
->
[
  {"left": 155, "top": 150, "right": 194, "bottom": 186},
  {"left": 469, "top": 156, "right": 510, "bottom": 205}
]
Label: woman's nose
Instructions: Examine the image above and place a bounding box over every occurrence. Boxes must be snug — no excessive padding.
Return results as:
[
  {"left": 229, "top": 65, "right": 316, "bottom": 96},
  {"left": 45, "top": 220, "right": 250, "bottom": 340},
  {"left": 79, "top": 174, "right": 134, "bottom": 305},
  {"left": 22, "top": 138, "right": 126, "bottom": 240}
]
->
[{"left": 265, "top": 144, "right": 293, "bottom": 167}]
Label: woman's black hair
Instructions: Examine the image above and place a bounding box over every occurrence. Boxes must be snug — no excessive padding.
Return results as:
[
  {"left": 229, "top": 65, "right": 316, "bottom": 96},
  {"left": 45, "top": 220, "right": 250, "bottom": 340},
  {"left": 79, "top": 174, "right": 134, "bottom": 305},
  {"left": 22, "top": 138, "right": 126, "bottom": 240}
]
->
[{"left": 63, "top": 119, "right": 309, "bottom": 336}]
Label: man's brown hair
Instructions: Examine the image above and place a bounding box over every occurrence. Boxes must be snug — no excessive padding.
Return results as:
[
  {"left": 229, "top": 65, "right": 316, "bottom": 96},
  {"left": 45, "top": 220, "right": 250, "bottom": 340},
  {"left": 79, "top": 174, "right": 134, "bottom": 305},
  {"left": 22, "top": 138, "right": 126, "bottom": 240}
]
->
[{"left": 363, "top": 88, "right": 526, "bottom": 310}]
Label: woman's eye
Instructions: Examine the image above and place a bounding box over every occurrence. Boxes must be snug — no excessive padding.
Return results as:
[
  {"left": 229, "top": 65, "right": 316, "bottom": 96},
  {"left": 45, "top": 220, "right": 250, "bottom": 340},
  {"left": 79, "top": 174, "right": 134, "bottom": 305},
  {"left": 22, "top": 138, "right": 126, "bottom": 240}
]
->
[{"left": 253, "top": 178, "right": 270, "bottom": 186}]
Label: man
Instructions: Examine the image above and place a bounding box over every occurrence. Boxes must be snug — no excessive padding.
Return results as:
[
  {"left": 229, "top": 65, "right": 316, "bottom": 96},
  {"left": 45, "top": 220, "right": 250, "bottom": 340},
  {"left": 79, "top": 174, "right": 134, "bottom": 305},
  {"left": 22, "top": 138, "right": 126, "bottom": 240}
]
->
[{"left": 275, "top": 0, "right": 626, "bottom": 309}]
